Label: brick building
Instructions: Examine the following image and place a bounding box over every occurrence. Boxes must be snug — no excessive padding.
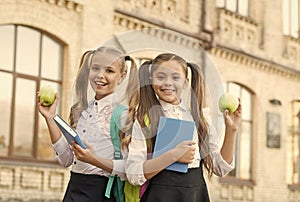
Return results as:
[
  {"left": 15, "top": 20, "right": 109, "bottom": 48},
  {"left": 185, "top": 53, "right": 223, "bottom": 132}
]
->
[{"left": 0, "top": 0, "right": 300, "bottom": 201}]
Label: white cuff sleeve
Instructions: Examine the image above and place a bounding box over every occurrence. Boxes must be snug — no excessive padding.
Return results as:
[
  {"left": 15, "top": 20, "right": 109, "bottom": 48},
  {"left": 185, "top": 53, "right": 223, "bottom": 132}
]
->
[
  {"left": 112, "top": 159, "right": 126, "bottom": 181},
  {"left": 126, "top": 159, "right": 147, "bottom": 186},
  {"left": 213, "top": 151, "right": 235, "bottom": 177},
  {"left": 52, "top": 136, "right": 73, "bottom": 167},
  {"left": 125, "top": 121, "right": 148, "bottom": 186}
]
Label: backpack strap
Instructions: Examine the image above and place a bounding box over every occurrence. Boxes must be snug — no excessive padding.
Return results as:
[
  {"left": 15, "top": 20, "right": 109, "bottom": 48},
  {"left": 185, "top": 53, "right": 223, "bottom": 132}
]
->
[
  {"left": 110, "top": 104, "right": 127, "bottom": 160},
  {"left": 105, "top": 105, "right": 127, "bottom": 201}
]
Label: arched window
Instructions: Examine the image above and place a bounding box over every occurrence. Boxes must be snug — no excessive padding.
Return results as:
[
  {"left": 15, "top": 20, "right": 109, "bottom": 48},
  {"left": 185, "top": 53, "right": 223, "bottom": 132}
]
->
[
  {"left": 0, "top": 24, "right": 63, "bottom": 161},
  {"left": 289, "top": 100, "right": 300, "bottom": 185},
  {"left": 226, "top": 82, "right": 253, "bottom": 180}
]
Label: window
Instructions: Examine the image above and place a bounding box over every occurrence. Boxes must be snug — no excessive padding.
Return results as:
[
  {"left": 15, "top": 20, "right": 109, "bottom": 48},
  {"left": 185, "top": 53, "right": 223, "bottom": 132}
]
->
[
  {"left": 226, "top": 82, "right": 253, "bottom": 180},
  {"left": 0, "top": 25, "right": 63, "bottom": 161},
  {"left": 290, "top": 100, "right": 300, "bottom": 184},
  {"left": 216, "top": 0, "right": 250, "bottom": 17},
  {"left": 283, "top": 0, "right": 300, "bottom": 38}
]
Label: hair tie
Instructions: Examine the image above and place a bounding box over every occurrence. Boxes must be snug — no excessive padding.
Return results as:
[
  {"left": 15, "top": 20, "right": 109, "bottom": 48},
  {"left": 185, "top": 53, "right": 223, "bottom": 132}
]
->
[{"left": 125, "top": 55, "right": 131, "bottom": 61}]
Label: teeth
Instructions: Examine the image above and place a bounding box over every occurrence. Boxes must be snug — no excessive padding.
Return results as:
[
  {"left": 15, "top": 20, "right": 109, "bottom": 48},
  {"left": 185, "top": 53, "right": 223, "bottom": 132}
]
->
[
  {"left": 162, "top": 89, "right": 175, "bottom": 93},
  {"left": 96, "top": 81, "right": 105, "bottom": 85}
]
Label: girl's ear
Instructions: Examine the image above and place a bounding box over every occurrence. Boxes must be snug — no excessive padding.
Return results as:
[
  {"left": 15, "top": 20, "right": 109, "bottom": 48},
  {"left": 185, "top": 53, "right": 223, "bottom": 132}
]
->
[
  {"left": 118, "top": 71, "right": 127, "bottom": 84},
  {"left": 183, "top": 78, "right": 189, "bottom": 89}
]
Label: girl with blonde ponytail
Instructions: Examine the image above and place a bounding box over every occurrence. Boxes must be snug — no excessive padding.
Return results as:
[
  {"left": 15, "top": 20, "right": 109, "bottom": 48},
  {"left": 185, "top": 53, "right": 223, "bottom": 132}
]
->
[{"left": 37, "top": 46, "right": 137, "bottom": 202}]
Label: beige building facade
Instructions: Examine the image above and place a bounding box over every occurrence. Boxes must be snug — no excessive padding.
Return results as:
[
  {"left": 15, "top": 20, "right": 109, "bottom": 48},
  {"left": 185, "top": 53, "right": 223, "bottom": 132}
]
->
[{"left": 0, "top": 0, "right": 300, "bottom": 201}]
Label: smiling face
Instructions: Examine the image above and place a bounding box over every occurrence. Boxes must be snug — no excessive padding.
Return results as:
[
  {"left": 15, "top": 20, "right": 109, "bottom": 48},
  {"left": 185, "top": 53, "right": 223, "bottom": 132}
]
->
[
  {"left": 151, "top": 60, "right": 187, "bottom": 105},
  {"left": 88, "top": 52, "right": 126, "bottom": 100}
]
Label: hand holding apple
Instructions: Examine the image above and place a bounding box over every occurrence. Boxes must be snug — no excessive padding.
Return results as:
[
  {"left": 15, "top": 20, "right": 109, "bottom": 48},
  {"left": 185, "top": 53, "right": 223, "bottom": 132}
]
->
[
  {"left": 39, "top": 85, "right": 56, "bottom": 107},
  {"left": 218, "top": 93, "right": 239, "bottom": 114}
]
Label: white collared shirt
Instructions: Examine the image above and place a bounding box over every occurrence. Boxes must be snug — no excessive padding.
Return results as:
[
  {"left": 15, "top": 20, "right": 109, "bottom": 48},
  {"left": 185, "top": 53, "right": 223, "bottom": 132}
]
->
[
  {"left": 126, "top": 100, "right": 234, "bottom": 186},
  {"left": 52, "top": 93, "right": 127, "bottom": 179}
]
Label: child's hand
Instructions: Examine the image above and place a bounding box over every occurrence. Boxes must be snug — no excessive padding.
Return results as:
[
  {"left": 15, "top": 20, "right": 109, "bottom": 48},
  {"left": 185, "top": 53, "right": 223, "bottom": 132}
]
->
[
  {"left": 36, "top": 92, "right": 59, "bottom": 119},
  {"left": 72, "top": 141, "right": 96, "bottom": 164},
  {"left": 174, "top": 140, "right": 196, "bottom": 164},
  {"left": 223, "top": 98, "right": 242, "bottom": 132}
]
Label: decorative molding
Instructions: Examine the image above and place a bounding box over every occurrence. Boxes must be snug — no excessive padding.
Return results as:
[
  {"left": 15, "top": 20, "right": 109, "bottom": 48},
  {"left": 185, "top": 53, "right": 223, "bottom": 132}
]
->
[
  {"left": 48, "top": 171, "right": 64, "bottom": 191},
  {"left": 0, "top": 167, "right": 15, "bottom": 188},
  {"left": 221, "top": 9, "right": 258, "bottom": 26},
  {"left": 282, "top": 35, "right": 300, "bottom": 63},
  {"left": 210, "top": 46, "right": 300, "bottom": 81},
  {"left": 119, "top": 0, "right": 189, "bottom": 22},
  {"left": 20, "top": 169, "right": 43, "bottom": 190},
  {"left": 38, "top": 0, "right": 83, "bottom": 13},
  {"left": 217, "top": 8, "right": 260, "bottom": 51},
  {"left": 286, "top": 35, "right": 300, "bottom": 43},
  {"left": 114, "top": 10, "right": 212, "bottom": 50},
  {"left": 216, "top": 183, "right": 254, "bottom": 201},
  {"left": 0, "top": 165, "right": 67, "bottom": 201}
]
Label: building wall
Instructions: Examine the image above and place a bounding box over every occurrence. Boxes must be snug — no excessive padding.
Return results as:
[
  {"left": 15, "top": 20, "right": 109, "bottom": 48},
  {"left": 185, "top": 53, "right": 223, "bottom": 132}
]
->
[{"left": 0, "top": 0, "right": 300, "bottom": 201}]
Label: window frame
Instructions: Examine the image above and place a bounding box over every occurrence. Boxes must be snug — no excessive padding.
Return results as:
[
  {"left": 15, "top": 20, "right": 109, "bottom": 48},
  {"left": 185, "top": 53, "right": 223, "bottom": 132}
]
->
[
  {"left": 0, "top": 24, "right": 64, "bottom": 163},
  {"left": 216, "top": 0, "right": 250, "bottom": 17},
  {"left": 290, "top": 100, "right": 300, "bottom": 186},
  {"left": 283, "top": 0, "right": 300, "bottom": 39},
  {"left": 219, "top": 82, "right": 255, "bottom": 185}
]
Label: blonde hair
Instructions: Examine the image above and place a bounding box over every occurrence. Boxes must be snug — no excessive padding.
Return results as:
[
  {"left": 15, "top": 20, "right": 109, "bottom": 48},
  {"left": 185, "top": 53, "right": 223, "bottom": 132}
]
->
[{"left": 69, "top": 47, "right": 137, "bottom": 129}]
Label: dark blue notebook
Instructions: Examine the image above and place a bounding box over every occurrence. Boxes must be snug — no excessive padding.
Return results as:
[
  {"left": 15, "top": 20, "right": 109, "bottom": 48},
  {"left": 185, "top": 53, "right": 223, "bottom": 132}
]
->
[
  {"left": 153, "top": 116, "right": 195, "bottom": 173},
  {"left": 53, "top": 114, "right": 86, "bottom": 149}
]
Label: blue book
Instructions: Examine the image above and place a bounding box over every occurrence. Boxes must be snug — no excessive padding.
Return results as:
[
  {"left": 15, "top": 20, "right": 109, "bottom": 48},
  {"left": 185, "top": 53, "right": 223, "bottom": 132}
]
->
[
  {"left": 153, "top": 116, "right": 195, "bottom": 173},
  {"left": 53, "top": 114, "right": 86, "bottom": 149}
]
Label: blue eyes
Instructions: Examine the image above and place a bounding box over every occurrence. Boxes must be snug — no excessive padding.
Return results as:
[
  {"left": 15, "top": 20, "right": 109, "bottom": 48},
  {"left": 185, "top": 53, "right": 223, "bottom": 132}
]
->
[
  {"left": 90, "top": 66, "right": 114, "bottom": 73},
  {"left": 91, "top": 67, "right": 100, "bottom": 72}
]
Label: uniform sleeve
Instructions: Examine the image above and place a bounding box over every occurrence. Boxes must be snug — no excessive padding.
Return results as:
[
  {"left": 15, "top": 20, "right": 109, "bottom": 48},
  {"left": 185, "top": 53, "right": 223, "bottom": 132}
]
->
[
  {"left": 125, "top": 121, "right": 148, "bottom": 186},
  {"left": 112, "top": 159, "right": 126, "bottom": 180},
  {"left": 209, "top": 123, "right": 235, "bottom": 177},
  {"left": 52, "top": 136, "right": 74, "bottom": 167}
]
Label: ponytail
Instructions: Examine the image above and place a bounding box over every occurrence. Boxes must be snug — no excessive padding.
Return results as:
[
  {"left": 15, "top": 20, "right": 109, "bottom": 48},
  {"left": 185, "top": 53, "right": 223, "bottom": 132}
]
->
[
  {"left": 120, "top": 55, "right": 139, "bottom": 150},
  {"left": 187, "top": 62, "right": 213, "bottom": 178},
  {"left": 137, "top": 61, "right": 164, "bottom": 153},
  {"left": 124, "top": 55, "right": 138, "bottom": 106},
  {"left": 121, "top": 60, "right": 164, "bottom": 152},
  {"left": 69, "top": 50, "right": 94, "bottom": 128}
]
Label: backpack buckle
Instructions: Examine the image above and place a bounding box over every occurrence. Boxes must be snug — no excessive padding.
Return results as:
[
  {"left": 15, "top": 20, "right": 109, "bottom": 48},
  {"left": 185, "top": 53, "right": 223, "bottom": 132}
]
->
[{"left": 114, "top": 151, "right": 122, "bottom": 160}]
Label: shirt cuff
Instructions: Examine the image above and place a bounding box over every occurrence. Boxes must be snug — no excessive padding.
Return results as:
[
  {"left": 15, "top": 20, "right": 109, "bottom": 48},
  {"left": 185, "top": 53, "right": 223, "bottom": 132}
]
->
[
  {"left": 52, "top": 136, "right": 70, "bottom": 155},
  {"left": 112, "top": 159, "right": 126, "bottom": 181},
  {"left": 213, "top": 153, "right": 235, "bottom": 177},
  {"left": 126, "top": 160, "right": 147, "bottom": 186}
]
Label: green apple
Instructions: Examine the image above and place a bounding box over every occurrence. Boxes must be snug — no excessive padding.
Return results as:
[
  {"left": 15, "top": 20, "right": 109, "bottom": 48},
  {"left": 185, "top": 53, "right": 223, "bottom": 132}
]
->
[
  {"left": 218, "top": 93, "right": 239, "bottom": 113},
  {"left": 40, "top": 85, "right": 56, "bottom": 107}
]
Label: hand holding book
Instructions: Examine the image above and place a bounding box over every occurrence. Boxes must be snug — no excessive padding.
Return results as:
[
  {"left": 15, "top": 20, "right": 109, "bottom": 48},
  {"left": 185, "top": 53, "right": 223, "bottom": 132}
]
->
[
  {"left": 153, "top": 117, "right": 195, "bottom": 173},
  {"left": 71, "top": 140, "right": 97, "bottom": 165},
  {"left": 53, "top": 114, "right": 86, "bottom": 149},
  {"left": 174, "top": 140, "right": 196, "bottom": 164}
]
